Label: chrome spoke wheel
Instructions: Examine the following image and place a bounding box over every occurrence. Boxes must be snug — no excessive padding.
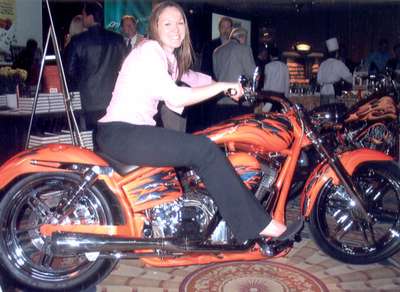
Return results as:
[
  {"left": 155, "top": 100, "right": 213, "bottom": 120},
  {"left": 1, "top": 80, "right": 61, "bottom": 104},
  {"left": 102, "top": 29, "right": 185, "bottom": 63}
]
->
[
  {"left": 0, "top": 173, "right": 116, "bottom": 291},
  {"left": 310, "top": 162, "right": 400, "bottom": 264}
]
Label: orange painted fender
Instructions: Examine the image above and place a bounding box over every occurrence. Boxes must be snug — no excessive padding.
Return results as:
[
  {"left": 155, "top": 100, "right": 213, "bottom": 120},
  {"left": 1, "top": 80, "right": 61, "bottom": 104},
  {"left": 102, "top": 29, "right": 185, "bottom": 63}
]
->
[
  {"left": 300, "top": 148, "right": 393, "bottom": 217},
  {"left": 0, "top": 144, "right": 108, "bottom": 190}
]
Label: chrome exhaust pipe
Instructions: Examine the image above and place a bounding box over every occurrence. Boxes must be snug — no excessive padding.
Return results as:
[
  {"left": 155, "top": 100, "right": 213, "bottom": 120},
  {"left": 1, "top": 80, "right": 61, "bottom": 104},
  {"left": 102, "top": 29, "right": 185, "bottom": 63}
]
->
[
  {"left": 50, "top": 232, "right": 182, "bottom": 255},
  {"left": 50, "top": 232, "right": 254, "bottom": 255}
]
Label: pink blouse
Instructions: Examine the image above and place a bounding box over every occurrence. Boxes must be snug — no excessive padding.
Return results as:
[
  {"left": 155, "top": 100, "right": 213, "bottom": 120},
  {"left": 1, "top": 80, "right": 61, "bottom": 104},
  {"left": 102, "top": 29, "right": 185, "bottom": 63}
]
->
[{"left": 99, "top": 40, "right": 212, "bottom": 126}]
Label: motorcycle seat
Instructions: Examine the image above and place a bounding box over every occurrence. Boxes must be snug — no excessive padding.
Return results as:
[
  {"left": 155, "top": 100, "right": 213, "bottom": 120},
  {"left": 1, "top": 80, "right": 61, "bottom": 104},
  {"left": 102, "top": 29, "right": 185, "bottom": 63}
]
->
[{"left": 97, "top": 152, "right": 139, "bottom": 175}]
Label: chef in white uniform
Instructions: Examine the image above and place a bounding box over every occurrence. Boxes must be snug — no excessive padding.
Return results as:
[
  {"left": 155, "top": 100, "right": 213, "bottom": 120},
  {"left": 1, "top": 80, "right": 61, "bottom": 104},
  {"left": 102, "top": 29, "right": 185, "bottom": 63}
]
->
[{"left": 317, "top": 37, "right": 353, "bottom": 105}]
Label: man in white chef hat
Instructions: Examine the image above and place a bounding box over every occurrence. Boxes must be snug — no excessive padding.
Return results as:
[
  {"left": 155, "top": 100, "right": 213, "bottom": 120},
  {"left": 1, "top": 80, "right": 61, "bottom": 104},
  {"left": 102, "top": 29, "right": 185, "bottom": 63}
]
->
[{"left": 317, "top": 37, "right": 353, "bottom": 104}]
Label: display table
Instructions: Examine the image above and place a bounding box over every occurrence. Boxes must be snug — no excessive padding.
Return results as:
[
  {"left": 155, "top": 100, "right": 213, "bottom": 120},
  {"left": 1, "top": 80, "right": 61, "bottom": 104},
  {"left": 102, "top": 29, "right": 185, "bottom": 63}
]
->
[
  {"left": 0, "top": 110, "right": 83, "bottom": 163},
  {"left": 0, "top": 92, "right": 84, "bottom": 164}
]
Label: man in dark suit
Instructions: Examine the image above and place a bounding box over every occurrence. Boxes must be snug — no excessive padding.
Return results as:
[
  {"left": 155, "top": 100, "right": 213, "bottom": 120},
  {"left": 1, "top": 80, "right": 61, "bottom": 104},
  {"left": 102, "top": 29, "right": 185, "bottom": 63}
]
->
[
  {"left": 120, "top": 15, "right": 144, "bottom": 56},
  {"left": 196, "top": 16, "right": 233, "bottom": 129},
  {"left": 63, "top": 1, "right": 125, "bottom": 137}
]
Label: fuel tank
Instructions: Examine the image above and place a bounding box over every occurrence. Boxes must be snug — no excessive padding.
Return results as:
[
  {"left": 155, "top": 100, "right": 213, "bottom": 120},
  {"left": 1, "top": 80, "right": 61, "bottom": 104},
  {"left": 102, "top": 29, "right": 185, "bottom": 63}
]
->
[
  {"left": 196, "top": 113, "right": 293, "bottom": 153},
  {"left": 345, "top": 95, "right": 397, "bottom": 123}
]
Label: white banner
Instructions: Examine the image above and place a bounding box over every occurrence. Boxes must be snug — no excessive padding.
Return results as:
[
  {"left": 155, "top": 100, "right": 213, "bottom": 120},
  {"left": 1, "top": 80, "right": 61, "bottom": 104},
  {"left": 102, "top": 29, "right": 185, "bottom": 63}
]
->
[{"left": 0, "top": 0, "right": 16, "bottom": 54}]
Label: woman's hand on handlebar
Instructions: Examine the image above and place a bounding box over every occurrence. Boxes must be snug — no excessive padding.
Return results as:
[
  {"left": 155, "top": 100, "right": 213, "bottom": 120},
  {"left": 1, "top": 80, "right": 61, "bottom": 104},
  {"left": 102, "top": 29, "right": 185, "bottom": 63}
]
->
[{"left": 222, "top": 82, "right": 244, "bottom": 102}]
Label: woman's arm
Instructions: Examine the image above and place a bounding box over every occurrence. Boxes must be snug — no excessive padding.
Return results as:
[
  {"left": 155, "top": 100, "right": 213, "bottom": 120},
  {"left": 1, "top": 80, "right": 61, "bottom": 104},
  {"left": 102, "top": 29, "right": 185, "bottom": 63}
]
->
[
  {"left": 175, "top": 81, "right": 242, "bottom": 107},
  {"left": 144, "top": 41, "right": 243, "bottom": 108}
]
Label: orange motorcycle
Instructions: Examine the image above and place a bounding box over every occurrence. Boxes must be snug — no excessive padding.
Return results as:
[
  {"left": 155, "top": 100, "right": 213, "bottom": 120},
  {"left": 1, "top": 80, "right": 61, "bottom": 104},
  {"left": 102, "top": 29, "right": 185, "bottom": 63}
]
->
[
  {"left": 310, "top": 72, "right": 400, "bottom": 158},
  {"left": 0, "top": 77, "right": 400, "bottom": 291},
  {"left": 289, "top": 87, "right": 399, "bottom": 200}
]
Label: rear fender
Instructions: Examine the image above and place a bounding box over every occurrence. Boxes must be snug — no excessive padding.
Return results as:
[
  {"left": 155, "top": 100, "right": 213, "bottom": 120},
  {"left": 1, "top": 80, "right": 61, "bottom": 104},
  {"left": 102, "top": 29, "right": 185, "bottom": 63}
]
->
[
  {"left": 0, "top": 144, "right": 108, "bottom": 190},
  {"left": 300, "top": 149, "right": 393, "bottom": 217}
]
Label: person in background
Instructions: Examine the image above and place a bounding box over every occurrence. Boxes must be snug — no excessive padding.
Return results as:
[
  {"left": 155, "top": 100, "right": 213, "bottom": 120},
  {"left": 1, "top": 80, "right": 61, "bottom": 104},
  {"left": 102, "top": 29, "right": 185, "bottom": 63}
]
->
[
  {"left": 64, "top": 14, "right": 87, "bottom": 48},
  {"left": 63, "top": 1, "right": 125, "bottom": 140},
  {"left": 317, "top": 37, "right": 353, "bottom": 105},
  {"left": 212, "top": 27, "right": 256, "bottom": 122},
  {"left": 386, "top": 43, "right": 400, "bottom": 79},
  {"left": 198, "top": 16, "right": 233, "bottom": 128},
  {"left": 366, "top": 38, "right": 391, "bottom": 75},
  {"left": 262, "top": 45, "right": 289, "bottom": 112},
  {"left": 200, "top": 16, "right": 233, "bottom": 79},
  {"left": 120, "top": 15, "right": 144, "bottom": 54},
  {"left": 97, "top": 1, "right": 288, "bottom": 244},
  {"left": 13, "top": 38, "right": 42, "bottom": 87}
]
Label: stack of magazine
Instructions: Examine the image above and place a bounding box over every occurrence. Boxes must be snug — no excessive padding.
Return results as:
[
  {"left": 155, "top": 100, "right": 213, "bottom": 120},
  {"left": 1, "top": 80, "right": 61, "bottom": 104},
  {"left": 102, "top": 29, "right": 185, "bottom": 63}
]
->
[
  {"left": 0, "top": 95, "right": 6, "bottom": 107},
  {"left": 18, "top": 92, "right": 82, "bottom": 113},
  {"left": 28, "top": 130, "right": 93, "bottom": 150}
]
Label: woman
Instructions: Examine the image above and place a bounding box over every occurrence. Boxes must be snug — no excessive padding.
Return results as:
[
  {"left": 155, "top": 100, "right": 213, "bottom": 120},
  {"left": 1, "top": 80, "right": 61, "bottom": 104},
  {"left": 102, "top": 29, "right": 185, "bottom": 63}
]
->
[{"left": 97, "top": 1, "right": 286, "bottom": 242}]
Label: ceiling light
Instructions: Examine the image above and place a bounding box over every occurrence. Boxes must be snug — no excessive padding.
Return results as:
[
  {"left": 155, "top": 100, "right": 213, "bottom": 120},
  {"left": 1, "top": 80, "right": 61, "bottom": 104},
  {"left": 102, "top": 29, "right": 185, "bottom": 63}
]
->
[{"left": 295, "top": 42, "right": 311, "bottom": 53}]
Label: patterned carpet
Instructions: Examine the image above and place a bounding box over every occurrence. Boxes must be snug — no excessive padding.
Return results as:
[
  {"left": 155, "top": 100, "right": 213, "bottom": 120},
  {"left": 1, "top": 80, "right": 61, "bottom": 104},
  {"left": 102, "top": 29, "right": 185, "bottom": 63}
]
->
[
  {"left": 98, "top": 197, "right": 400, "bottom": 292},
  {"left": 98, "top": 239, "right": 400, "bottom": 292}
]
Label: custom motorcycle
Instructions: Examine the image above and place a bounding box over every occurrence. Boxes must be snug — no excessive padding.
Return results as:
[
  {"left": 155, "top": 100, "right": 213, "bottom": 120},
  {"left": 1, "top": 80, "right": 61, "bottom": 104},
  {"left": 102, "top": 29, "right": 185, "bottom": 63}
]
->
[
  {"left": 286, "top": 73, "right": 400, "bottom": 199},
  {"left": 0, "top": 72, "right": 400, "bottom": 291},
  {"left": 310, "top": 72, "right": 399, "bottom": 158}
]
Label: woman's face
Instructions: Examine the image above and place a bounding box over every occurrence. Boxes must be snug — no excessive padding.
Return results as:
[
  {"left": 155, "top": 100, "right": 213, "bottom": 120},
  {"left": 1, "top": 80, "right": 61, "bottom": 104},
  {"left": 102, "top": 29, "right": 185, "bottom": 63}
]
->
[{"left": 157, "top": 6, "right": 186, "bottom": 53}]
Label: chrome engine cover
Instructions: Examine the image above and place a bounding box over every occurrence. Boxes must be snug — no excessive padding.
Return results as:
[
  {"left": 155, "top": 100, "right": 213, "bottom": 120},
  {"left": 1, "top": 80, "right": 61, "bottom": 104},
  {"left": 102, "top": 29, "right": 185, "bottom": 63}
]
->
[{"left": 145, "top": 191, "right": 218, "bottom": 241}]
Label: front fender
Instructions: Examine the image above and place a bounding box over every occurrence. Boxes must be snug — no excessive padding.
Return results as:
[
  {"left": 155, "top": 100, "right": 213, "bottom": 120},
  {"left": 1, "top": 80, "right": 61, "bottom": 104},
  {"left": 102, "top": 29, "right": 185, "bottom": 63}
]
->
[
  {"left": 0, "top": 144, "right": 108, "bottom": 190},
  {"left": 300, "top": 148, "right": 393, "bottom": 217}
]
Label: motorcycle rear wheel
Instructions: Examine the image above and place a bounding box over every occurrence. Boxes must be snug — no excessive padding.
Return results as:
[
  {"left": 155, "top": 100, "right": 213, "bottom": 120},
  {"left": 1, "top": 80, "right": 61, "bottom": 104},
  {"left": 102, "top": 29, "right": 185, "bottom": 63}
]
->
[
  {"left": 309, "top": 162, "right": 400, "bottom": 264},
  {"left": 0, "top": 172, "right": 117, "bottom": 291}
]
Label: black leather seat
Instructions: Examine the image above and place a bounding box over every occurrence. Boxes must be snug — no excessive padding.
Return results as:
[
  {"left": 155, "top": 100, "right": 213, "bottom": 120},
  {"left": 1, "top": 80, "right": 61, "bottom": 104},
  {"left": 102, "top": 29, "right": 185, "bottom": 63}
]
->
[{"left": 97, "top": 152, "right": 138, "bottom": 176}]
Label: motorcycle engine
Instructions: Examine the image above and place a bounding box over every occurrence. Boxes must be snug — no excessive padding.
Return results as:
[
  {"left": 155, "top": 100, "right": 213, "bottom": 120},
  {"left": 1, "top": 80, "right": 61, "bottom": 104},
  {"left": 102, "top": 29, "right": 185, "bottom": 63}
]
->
[
  {"left": 143, "top": 153, "right": 282, "bottom": 243},
  {"left": 144, "top": 191, "right": 219, "bottom": 241}
]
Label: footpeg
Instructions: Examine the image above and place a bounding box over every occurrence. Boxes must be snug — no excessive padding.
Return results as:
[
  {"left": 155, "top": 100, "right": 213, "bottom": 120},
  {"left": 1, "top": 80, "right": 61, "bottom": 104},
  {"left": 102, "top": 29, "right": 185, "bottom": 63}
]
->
[
  {"left": 259, "top": 238, "right": 294, "bottom": 256},
  {"left": 258, "top": 219, "right": 304, "bottom": 256}
]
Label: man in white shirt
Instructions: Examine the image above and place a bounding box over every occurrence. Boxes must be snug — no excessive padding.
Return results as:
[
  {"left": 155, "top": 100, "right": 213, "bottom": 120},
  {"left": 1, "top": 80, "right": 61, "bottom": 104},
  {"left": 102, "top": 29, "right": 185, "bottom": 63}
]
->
[
  {"left": 262, "top": 46, "right": 290, "bottom": 111},
  {"left": 120, "top": 15, "right": 144, "bottom": 54},
  {"left": 317, "top": 37, "right": 353, "bottom": 105}
]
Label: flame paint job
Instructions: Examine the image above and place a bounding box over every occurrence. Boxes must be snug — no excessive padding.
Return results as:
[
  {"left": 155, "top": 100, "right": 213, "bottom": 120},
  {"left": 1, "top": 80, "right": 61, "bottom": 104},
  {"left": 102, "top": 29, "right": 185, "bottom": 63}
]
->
[
  {"left": 197, "top": 113, "right": 294, "bottom": 153},
  {"left": 0, "top": 144, "right": 109, "bottom": 189},
  {"left": 345, "top": 95, "right": 397, "bottom": 123}
]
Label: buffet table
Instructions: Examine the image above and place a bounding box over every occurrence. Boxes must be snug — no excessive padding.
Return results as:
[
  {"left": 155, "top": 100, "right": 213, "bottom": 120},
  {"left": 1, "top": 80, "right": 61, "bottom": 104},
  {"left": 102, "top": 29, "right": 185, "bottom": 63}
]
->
[{"left": 288, "top": 94, "right": 320, "bottom": 111}]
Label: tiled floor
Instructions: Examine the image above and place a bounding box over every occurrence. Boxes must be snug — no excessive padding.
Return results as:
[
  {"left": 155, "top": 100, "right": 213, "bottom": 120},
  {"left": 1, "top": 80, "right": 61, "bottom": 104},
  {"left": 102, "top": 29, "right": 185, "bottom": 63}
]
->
[
  {"left": 98, "top": 239, "right": 400, "bottom": 292},
  {"left": 98, "top": 197, "right": 400, "bottom": 292}
]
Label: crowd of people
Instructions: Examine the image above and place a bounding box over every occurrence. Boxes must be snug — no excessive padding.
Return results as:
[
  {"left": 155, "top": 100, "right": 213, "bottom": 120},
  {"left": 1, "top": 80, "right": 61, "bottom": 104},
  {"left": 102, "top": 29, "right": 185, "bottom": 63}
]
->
[{"left": 12, "top": 1, "right": 400, "bottom": 132}]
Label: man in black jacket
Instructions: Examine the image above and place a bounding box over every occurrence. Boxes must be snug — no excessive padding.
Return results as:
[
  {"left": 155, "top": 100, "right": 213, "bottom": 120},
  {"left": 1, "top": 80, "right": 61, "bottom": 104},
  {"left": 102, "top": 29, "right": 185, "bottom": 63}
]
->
[{"left": 64, "top": 1, "right": 125, "bottom": 137}]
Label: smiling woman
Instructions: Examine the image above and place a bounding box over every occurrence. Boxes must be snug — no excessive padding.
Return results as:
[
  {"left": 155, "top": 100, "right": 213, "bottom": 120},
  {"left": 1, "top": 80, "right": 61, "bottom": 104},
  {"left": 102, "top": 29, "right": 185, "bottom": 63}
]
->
[
  {"left": 96, "top": 0, "right": 288, "bottom": 244},
  {"left": 156, "top": 7, "right": 186, "bottom": 53}
]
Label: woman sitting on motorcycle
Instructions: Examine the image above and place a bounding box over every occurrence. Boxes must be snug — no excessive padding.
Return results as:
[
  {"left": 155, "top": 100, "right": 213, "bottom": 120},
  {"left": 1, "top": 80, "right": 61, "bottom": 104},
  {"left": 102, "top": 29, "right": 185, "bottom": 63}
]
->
[{"left": 96, "top": 0, "right": 286, "bottom": 242}]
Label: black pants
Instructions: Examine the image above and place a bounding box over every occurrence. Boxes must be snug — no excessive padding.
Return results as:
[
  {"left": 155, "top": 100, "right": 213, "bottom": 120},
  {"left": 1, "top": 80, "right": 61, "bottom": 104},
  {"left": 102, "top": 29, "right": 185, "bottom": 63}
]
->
[{"left": 97, "top": 122, "right": 271, "bottom": 242}]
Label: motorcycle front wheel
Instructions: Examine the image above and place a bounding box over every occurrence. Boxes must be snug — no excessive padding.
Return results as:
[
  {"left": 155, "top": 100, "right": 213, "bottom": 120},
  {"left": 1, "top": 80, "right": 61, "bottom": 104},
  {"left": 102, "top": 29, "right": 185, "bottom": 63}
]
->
[
  {"left": 0, "top": 172, "right": 117, "bottom": 291},
  {"left": 309, "top": 161, "right": 400, "bottom": 264}
]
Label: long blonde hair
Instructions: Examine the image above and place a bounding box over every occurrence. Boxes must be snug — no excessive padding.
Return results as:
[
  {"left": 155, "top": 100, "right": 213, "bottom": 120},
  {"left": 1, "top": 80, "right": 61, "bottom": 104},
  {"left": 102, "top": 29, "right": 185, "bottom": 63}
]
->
[{"left": 149, "top": 1, "right": 193, "bottom": 80}]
